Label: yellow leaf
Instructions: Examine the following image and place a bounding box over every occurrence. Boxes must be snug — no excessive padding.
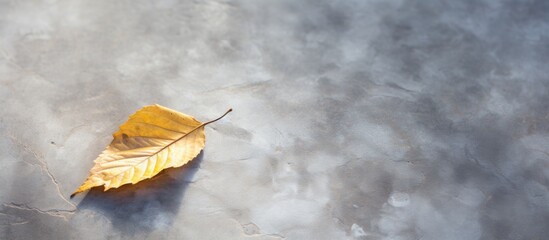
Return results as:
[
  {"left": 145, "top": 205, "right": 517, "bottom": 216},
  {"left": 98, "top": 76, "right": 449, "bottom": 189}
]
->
[{"left": 71, "top": 104, "right": 231, "bottom": 198}]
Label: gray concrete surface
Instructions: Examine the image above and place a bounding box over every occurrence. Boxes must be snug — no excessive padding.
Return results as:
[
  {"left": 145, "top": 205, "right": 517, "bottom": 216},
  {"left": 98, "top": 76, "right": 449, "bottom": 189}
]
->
[{"left": 1, "top": 0, "right": 549, "bottom": 239}]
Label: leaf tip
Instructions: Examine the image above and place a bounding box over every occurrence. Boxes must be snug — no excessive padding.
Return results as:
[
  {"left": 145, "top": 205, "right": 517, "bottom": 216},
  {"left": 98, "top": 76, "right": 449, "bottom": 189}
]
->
[{"left": 70, "top": 193, "right": 76, "bottom": 199}]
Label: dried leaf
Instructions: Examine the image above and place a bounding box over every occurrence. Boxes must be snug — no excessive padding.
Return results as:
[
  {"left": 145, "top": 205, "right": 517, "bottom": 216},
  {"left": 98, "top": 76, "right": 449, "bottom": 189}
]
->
[{"left": 71, "top": 104, "right": 231, "bottom": 198}]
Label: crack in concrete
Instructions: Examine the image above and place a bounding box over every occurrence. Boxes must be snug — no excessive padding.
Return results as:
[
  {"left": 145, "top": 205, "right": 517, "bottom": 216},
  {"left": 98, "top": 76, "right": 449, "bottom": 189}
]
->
[
  {"left": 464, "top": 145, "right": 517, "bottom": 189},
  {"left": 7, "top": 133, "right": 77, "bottom": 212},
  {"left": 0, "top": 211, "right": 30, "bottom": 226},
  {"left": 220, "top": 156, "right": 253, "bottom": 163},
  {"left": 201, "top": 79, "right": 272, "bottom": 94},
  {"left": 2, "top": 202, "right": 75, "bottom": 221},
  {"left": 528, "top": 147, "right": 549, "bottom": 159},
  {"left": 233, "top": 219, "right": 287, "bottom": 239},
  {"left": 0, "top": 221, "right": 30, "bottom": 227},
  {"left": 0, "top": 46, "right": 23, "bottom": 71},
  {"left": 8, "top": 220, "right": 30, "bottom": 226},
  {"left": 0, "top": 46, "right": 55, "bottom": 85}
]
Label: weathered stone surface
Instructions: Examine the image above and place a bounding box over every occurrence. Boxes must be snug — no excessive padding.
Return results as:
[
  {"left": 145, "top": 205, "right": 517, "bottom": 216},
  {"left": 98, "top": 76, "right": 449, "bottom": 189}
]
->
[{"left": 1, "top": 0, "right": 548, "bottom": 239}]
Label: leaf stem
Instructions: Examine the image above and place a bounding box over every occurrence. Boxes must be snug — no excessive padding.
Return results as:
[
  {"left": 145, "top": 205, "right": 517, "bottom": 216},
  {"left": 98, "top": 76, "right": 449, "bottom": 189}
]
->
[{"left": 202, "top": 108, "right": 232, "bottom": 126}]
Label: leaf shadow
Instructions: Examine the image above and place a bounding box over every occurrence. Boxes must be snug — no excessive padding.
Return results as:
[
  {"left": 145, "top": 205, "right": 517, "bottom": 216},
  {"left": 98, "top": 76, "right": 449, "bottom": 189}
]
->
[{"left": 77, "top": 151, "right": 204, "bottom": 235}]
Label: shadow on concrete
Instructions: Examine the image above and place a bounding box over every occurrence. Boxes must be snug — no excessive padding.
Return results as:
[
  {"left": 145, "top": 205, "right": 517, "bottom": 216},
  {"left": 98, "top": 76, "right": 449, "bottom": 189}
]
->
[{"left": 77, "top": 151, "right": 203, "bottom": 235}]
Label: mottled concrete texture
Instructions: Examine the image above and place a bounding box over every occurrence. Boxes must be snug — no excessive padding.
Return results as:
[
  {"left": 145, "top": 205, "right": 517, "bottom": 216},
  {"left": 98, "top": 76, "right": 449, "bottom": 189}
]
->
[{"left": 1, "top": 0, "right": 549, "bottom": 239}]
